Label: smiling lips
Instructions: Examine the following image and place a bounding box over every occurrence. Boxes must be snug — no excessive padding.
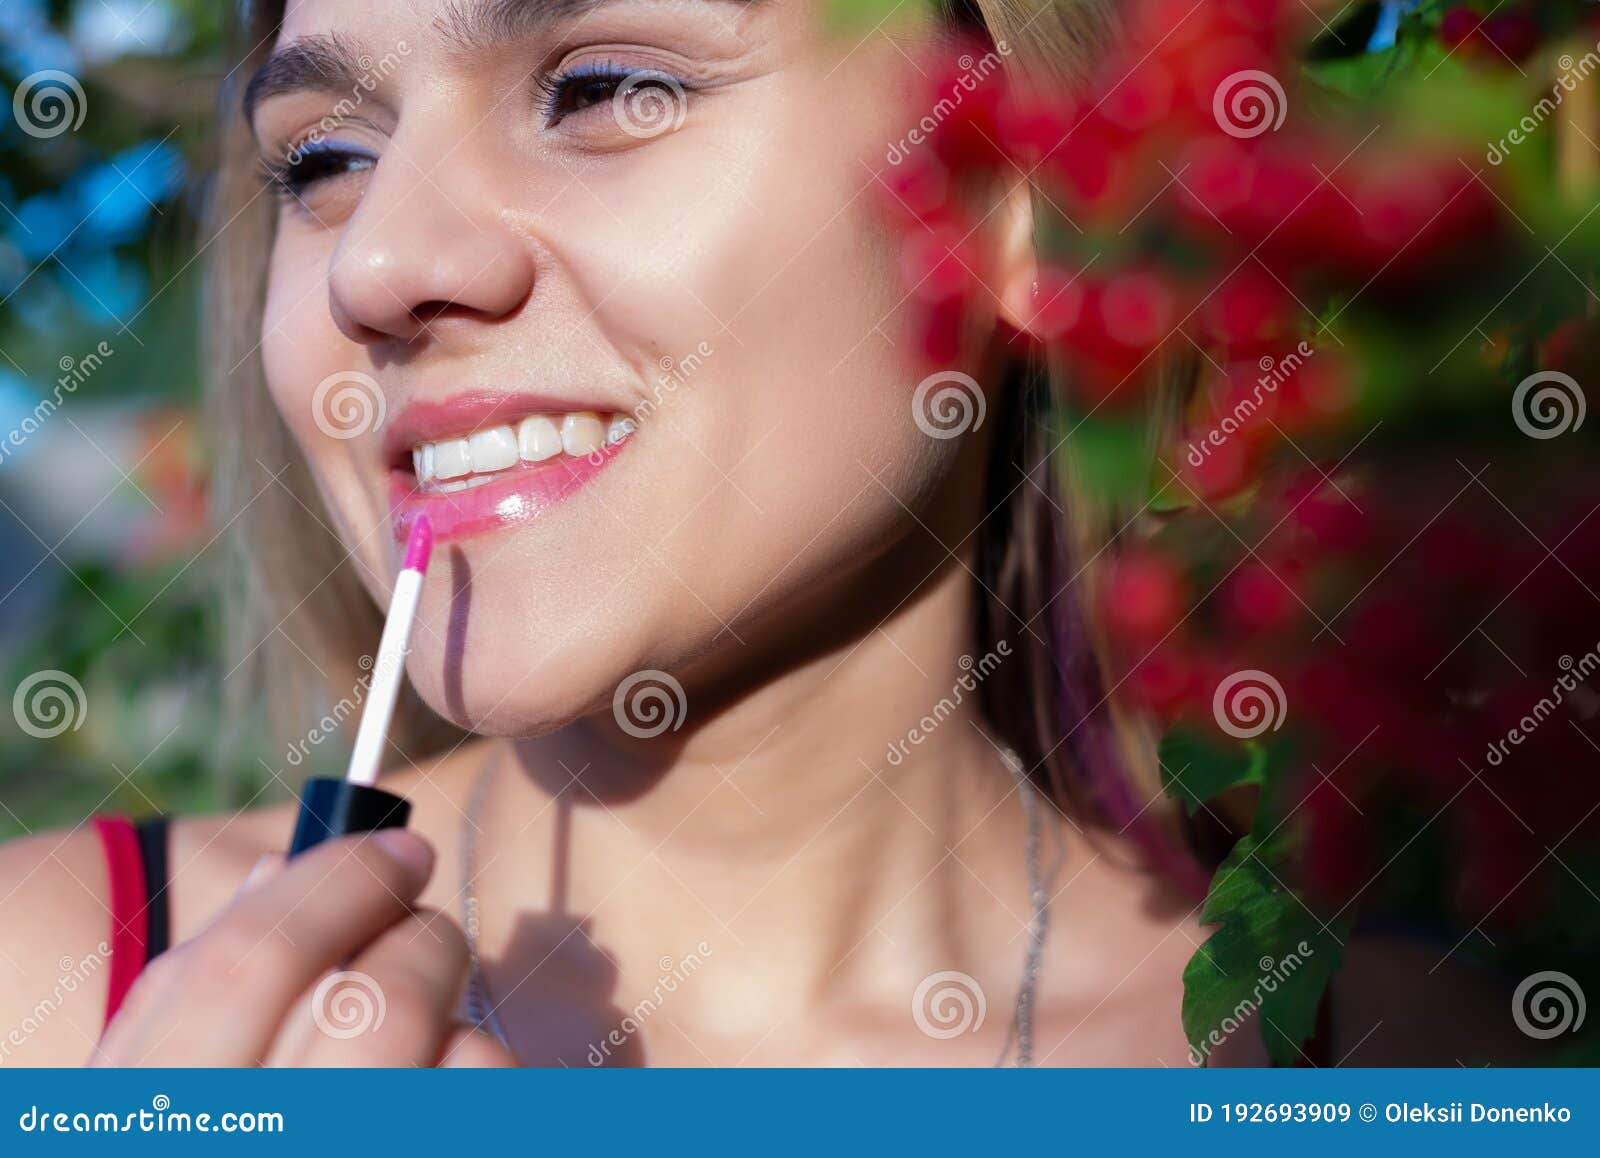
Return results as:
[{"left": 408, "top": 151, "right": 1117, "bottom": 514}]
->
[{"left": 384, "top": 392, "right": 636, "bottom": 545}]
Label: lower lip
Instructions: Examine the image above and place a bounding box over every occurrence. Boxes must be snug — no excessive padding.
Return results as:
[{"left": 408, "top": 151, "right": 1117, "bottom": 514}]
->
[{"left": 389, "top": 438, "right": 629, "bottom": 545}]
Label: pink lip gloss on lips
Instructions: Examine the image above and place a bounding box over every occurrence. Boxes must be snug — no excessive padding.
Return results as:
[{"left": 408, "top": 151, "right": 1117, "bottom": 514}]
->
[
  {"left": 390, "top": 436, "right": 629, "bottom": 545},
  {"left": 287, "top": 515, "right": 431, "bottom": 856},
  {"left": 385, "top": 391, "right": 634, "bottom": 546}
]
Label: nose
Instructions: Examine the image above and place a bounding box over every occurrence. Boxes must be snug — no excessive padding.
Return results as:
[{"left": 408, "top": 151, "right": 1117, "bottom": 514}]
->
[{"left": 328, "top": 145, "right": 536, "bottom": 346}]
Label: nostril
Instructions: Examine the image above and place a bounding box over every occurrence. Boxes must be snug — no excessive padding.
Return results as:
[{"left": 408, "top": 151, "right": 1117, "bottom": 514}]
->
[{"left": 411, "top": 300, "right": 463, "bottom": 326}]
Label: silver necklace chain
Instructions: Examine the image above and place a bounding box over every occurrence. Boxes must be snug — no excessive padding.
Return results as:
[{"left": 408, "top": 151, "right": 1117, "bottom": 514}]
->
[{"left": 460, "top": 746, "right": 1050, "bottom": 1066}]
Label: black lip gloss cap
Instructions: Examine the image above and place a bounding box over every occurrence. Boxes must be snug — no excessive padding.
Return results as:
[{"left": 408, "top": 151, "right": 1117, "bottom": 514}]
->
[{"left": 288, "top": 777, "right": 411, "bottom": 858}]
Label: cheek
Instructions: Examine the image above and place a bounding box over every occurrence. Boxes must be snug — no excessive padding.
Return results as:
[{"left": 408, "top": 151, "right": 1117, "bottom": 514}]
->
[
  {"left": 261, "top": 234, "right": 338, "bottom": 440},
  {"left": 260, "top": 233, "right": 393, "bottom": 580},
  {"left": 547, "top": 73, "right": 958, "bottom": 612}
]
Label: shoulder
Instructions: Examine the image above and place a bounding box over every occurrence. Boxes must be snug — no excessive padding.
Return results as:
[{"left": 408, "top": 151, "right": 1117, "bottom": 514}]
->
[
  {"left": 0, "top": 826, "right": 119, "bottom": 1063},
  {"left": 0, "top": 809, "right": 285, "bottom": 1064}
]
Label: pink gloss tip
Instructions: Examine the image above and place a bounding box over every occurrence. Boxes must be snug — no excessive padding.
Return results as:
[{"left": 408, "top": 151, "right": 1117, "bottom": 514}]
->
[{"left": 403, "top": 515, "right": 433, "bottom": 574}]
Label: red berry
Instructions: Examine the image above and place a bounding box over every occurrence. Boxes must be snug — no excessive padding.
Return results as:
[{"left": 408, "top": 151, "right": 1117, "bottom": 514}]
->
[
  {"left": 1103, "top": 549, "right": 1187, "bottom": 641},
  {"left": 1439, "top": 6, "right": 1484, "bottom": 49},
  {"left": 1481, "top": 11, "right": 1541, "bottom": 64},
  {"left": 1044, "top": 113, "right": 1127, "bottom": 210},
  {"left": 1275, "top": 350, "right": 1351, "bottom": 431},
  {"left": 1100, "top": 60, "right": 1174, "bottom": 134},
  {"left": 1101, "top": 270, "right": 1177, "bottom": 349},
  {"left": 1128, "top": 648, "right": 1202, "bottom": 717},
  {"left": 917, "top": 295, "right": 967, "bottom": 365},
  {"left": 995, "top": 96, "right": 1076, "bottom": 165},
  {"left": 1202, "top": 268, "right": 1293, "bottom": 350},
  {"left": 1223, "top": 559, "right": 1299, "bottom": 632},
  {"left": 876, "top": 154, "right": 948, "bottom": 223},
  {"left": 901, "top": 229, "right": 979, "bottom": 305},
  {"left": 1540, "top": 317, "right": 1600, "bottom": 379},
  {"left": 1176, "top": 431, "right": 1255, "bottom": 502}
]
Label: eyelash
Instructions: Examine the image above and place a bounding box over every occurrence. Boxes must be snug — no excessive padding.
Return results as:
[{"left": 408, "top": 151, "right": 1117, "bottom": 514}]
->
[
  {"left": 260, "top": 140, "right": 375, "bottom": 200},
  {"left": 261, "top": 60, "right": 692, "bottom": 198},
  {"left": 533, "top": 60, "right": 691, "bottom": 126}
]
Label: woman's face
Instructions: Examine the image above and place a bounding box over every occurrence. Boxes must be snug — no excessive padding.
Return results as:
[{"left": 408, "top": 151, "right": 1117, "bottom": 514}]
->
[{"left": 254, "top": 0, "right": 1005, "bottom": 736}]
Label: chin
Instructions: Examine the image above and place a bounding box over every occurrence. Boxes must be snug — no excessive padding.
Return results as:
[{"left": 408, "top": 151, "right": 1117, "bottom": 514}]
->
[{"left": 402, "top": 621, "right": 639, "bottom": 740}]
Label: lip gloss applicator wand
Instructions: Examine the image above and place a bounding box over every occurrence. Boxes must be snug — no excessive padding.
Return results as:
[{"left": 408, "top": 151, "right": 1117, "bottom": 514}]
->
[{"left": 287, "top": 515, "right": 433, "bottom": 856}]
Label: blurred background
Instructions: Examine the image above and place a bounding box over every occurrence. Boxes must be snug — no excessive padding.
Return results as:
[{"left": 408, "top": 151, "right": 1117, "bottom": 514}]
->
[{"left": 0, "top": 0, "right": 254, "bottom": 836}]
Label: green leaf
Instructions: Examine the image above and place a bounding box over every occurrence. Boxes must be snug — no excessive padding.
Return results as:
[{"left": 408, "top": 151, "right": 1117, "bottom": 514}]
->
[
  {"left": 822, "top": 0, "right": 928, "bottom": 33},
  {"left": 1183, "top": 834, "right": 1354, "bottom": 1066},
  {"left": 1158, "top": 726, "right": 1267, "bottom": 814},
  {"left": 1061, "top": 415, "right": 1148, "bottom": 504}
]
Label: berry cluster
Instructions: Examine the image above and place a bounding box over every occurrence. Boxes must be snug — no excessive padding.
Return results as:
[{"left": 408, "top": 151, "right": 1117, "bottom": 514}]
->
[{"left": 882, "top": 0, "right": 1600, "bottom": 945}]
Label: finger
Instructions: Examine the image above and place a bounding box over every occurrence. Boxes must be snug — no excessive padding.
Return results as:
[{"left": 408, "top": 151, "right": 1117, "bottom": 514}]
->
[
  {"left": 277, "top": 908, "right": 470, "bottom": 1067},
  {"left": 439, "top": 1026, "right": 519, "bottom": 1068},
  {"left": 103, "top": 829, "right": 434, "bottom": 1066}
]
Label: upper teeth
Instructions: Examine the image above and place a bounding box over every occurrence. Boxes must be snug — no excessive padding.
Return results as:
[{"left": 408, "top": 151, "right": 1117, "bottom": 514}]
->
[{"left": 412, "top": 412, "right": 634, "bottom": 490}]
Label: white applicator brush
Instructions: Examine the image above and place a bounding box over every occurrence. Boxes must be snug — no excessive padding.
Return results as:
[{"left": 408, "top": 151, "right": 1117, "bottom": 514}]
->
[{"left": 288, "top": 515, "right": 433, "bottom": 856}]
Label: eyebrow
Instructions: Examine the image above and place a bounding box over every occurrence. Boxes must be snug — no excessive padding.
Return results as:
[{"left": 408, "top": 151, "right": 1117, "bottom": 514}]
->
[{"left": 243, "top": 0, "right": 753, "bottom": 125}]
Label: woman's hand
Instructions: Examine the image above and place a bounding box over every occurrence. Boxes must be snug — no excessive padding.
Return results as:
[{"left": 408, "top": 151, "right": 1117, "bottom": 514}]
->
[{"left": 94, "top": 829, "right": 514, "bottom": 1067}]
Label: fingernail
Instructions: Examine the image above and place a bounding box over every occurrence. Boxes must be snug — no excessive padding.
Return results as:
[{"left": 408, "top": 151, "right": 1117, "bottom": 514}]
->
[{"left": 372, "top": 828, "right": 434, "bottom": 880}]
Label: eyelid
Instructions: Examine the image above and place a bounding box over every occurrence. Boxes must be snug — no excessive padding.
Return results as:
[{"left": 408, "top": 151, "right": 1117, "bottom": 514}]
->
[
  {"left": 260, "top": 139, "right": 378, "bottom": 201},
  {"left": 536, "top": 56, "right": 695, "bottom": 127}
]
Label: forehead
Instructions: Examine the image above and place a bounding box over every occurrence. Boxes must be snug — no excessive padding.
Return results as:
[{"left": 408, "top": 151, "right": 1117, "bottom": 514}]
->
[{"left": 278, "top": 0, "right": 755, "bottom": 38}]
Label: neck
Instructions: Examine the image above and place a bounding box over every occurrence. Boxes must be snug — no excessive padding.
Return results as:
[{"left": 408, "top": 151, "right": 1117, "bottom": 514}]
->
[{"left": 471, "top": 550, "right": 1041, "bottom": 1051}]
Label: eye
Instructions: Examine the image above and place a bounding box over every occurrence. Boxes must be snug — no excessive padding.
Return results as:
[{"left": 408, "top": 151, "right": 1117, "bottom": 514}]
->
[
  {"left": 540, "top": 62, "right": 690, "bottom": 130},
  {"left": 262, "top": 140, "right": 377, "bottom": 199}
]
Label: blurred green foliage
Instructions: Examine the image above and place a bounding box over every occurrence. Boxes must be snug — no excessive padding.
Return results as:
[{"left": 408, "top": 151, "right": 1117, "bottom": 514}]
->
[{"left": 0, "top": 1, "right": 266, "bottom": 837}]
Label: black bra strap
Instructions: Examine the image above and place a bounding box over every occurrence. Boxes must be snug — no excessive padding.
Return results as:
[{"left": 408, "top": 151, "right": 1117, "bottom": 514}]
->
[{"left": 134, "top": 816, "right": 171, "bottom": 961}]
